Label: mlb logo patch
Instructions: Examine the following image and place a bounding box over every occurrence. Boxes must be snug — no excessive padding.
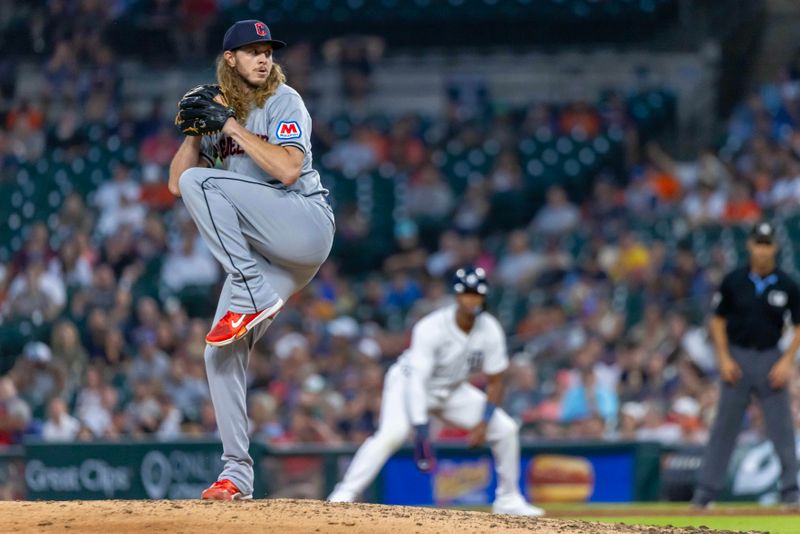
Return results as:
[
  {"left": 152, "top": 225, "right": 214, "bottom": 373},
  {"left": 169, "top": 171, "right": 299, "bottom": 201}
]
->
[
  {"left": 768, "top": 290, "right": 788, "bottom": 307},
  {"left": 276, "top": 121, "right": 301, "bottom": 139}
]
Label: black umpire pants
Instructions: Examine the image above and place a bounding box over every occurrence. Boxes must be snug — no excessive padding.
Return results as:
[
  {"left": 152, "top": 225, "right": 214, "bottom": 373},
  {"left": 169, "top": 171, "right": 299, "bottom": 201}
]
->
[{"left": 695, "top": 345, "right": 799, "bottom": 502}]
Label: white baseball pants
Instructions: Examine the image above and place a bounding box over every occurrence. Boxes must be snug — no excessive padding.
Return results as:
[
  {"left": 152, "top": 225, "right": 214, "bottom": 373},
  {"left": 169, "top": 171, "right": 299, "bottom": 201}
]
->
[{"left": 329, "top": 364, "right": 524, "bottom": 502}]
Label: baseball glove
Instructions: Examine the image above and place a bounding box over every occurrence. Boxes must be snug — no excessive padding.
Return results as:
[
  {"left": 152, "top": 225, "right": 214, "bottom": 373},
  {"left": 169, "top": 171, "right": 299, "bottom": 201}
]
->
[{"left": 175, "top": 84, "right": 236, "bottom": 136}]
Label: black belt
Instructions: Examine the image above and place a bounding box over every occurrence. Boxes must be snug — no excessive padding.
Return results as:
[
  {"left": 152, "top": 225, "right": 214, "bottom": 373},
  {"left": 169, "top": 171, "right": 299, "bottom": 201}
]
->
[{"left": 731, "top": 343, "right": 778, "bottom": 352}]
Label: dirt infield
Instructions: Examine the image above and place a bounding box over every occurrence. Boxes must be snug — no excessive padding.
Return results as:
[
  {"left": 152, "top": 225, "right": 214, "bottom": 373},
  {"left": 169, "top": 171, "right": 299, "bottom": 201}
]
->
[{"left": 0, "top": 499, "right": 767, "bottom": 534}]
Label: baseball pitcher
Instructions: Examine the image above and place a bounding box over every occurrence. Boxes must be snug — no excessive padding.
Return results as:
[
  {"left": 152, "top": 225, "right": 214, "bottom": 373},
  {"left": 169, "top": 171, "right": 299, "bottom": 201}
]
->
[
  {"left": 168, "top": 20, "right": 334, "bottom": 500},
  {"left": 328, "top": 268, "right": 544, "bottom": 516}
]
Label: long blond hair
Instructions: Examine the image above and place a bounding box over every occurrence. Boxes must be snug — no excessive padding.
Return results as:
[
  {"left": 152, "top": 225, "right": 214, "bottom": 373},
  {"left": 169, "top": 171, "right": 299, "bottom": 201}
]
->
[{"left": 216, "top": 55, "right": 286, "bottom": 122}]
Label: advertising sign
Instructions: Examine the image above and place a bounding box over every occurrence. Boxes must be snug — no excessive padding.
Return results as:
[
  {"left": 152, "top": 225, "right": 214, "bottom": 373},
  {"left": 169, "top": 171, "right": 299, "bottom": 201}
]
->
[
  {"left": 382, "top": 449, "right": 634, "bottom": 505},
  {"left": 24, "top": 440, "right": 265, "bottom": 500}
]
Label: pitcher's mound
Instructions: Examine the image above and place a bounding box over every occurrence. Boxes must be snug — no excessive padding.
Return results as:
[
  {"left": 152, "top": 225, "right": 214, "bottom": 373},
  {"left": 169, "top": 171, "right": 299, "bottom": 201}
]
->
[{"left": 0, "top": 499, "right": 742, "bottom": 533}]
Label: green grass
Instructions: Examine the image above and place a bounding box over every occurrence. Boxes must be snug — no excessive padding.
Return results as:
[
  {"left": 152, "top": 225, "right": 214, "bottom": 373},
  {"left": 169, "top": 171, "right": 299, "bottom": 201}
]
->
[
  {"left": 465, "top": 502, "right": 799, "bottom": 532},
  {"left": 543, "top": 502, "right": 800, "bottom": 533},
  {"left": 582, "top": 515, "right": 797, "bottom": 534}
]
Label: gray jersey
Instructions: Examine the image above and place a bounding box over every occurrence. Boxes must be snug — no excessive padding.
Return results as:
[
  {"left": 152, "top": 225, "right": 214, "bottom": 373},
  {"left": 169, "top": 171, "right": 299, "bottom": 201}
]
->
[{"left": 200, "top": 84, "right": 327, "bottom": 197}]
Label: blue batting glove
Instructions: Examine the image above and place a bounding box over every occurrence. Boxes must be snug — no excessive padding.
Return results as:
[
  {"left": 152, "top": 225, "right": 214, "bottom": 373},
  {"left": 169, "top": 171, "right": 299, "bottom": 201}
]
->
[{"left": 413, "top": 424, "right": 436, "bottom": 473}]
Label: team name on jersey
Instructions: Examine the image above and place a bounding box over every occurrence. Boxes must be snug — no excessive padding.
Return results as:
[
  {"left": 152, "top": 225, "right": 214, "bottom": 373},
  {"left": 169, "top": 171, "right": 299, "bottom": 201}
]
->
[{"left": 214, "top": 133, "right": 270, "bottom": 160}]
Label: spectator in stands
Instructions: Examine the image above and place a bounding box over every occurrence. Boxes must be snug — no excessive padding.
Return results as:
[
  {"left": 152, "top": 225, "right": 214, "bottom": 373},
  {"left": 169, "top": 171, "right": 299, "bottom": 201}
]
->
[
  {"left": 50, "top": 320, "right": 89, "bottom": 395},
  {"left": 156, "top": 393, "right": 184, "bottom": 439},
  {"left": 250, "top": 392, "right": 284, "bottom": 442},
  {"left": 322, "top": 35, "right": 385, "bottom": 103},
  {"left": 489, "top": 150, "right": 524, "bottom": 192},
  {"left": 452, "top": 182, "right": 490, "bottom": 233},
  {"left": 457, "top": 234, "right": 496, "bottom": 275},
  {"left": 100, "top": 325, "right": 130, "bottom": 368},
  {"left": 628, "top": 304, "right": 669, "bottom": 355},
  {"left": 0, "top": 377, "right": 31, "bottom": 445},
  {"left": 162, "top": 357, "right": 208, "bottom": 422},
  {"left": 86, "top": 263, "right": 116, "bottom": 310},
  {"left": 48, "top": 99, "right": 86, "bottom": 149},
  {"left": 670, "top": 396, "right": 707, "bottom": 444},
  {"left": 128, "top": 331, "right": 170, "bottom": 385},
  {"left": 587, "top": 177, "right": 626, "bottom": 230},
  {"left": 5, "top": 98, "right": 45, "bottom": 161},
  {"left": 662, "top": 246, "right": 709, "bottom": 303},
  {"left": 139, "top": 125, "right": 181, "bottom": 167},
  {"left": 55, "top": 193, "right": 94, "bottom": 239},
  {"left": 386, "top": 115, "right": 426, "bottom": 171},
  {"left": 607, "top": 232, "right": 651, "bottom": 282},
  {"left": 616, "top": 341, "right": 651, "bottom": 403},
  {"left": 496, "top": 230, "right": 542, "bottom": 289},
  {"left": 384, "top": 272, "right": 422, "bottom": 316},
  {"left": 559, "top": 100, "right": 602, "bottom": 138},
  {"left": 84, "top": 45, "right": 120, "bottom": 122},
  {"left": 643, "top": 143, "right": 683, "bottom": 207},
  {"left": 161, "top": 224, "right": 219, "bottom": 293},
  {"left": 140, "top": 164, "right": 177, "bottom": 211},
  {"left": 618, "top": 401, "right": 645, "bottom": 440},
  {"left": 406, "top": 163, "right": 454, "bottom": 220},
  {"left": 529, "top": 185, "right": 580, "bottom": 237},
  {"left": 5, "top": 258, "right": 66, "bottom": 321},
  {"left": 325, "top": 123, "right": 380, "bottom": 176},
  {"left": 426, "top": 230, "right": 461, "bottom": 278},
  {"left": 383, "top": 220, "right": 427, "bottom": 275},
  {"left": 636, "top": 402, "right": 682, "bottom": 444},
  {"left": 10, "top": 222, "right": 56, "bottom": 278},
  {"left": 74, "top": 366, "right": 104, "bottom": 422},
  {"left": 131, "top": 296, "right": 161, "bottom": 346},
  {"left": 769, "top": 157, "right": 800, "bottom": 209},
  {"left": 173, "top": 0, "right": 217, "bottom": 60},
  {"left": 520, "top": 103, "right": 556, "bottom": 138},
  {"left": 8, "top": 342, "right": 66, "bottom": 418},
  {"left": 126, "top": 380, "right": 161, "bottom": 435},
  {"left": 408, "top": 278, "right": 451, "bottom": 322},
  {"left": 723, "top": 181, "right": 762, "bottom": 223},
  {"left": 505, "top": 358, "right": 542, "bottom": 423},
  {"left": 94, "top": 164, "right": 144, "bottom": 236},
  {"left": 42, "top": 397, "right": 81, "bottom": 441},
  {"left": 683, "top": 176, "right": 726, "bottom": 228},
  {"left": 101, "top": 226, "right": 139, "bottom": 279},
  {"left": 560, "top": 368, "right": 619, "bottom": 427},
  {"left": 57, "top": 237, "right": 93, "bottom": 290}
]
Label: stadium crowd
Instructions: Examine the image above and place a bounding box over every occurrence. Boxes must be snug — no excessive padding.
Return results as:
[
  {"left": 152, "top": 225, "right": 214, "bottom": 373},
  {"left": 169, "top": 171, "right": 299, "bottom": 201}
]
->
[{"left": 3, "top": 4, "right": 800, "bottom": 460}]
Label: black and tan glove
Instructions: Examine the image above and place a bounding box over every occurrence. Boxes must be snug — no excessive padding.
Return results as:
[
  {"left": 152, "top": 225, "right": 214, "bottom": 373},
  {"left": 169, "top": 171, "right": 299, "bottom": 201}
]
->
[{"left": 175, "top": 84, "right": 236, "bottom": 136}]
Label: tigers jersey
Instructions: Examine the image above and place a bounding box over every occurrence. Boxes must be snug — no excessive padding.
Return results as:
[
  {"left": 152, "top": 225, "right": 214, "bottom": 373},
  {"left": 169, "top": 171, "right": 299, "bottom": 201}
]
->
[
  {"left": 398, "top": 304, "right": 509, "bottom": 399},
  {"left": 200, "top": 83, "right": 327, "bottom": 197}
]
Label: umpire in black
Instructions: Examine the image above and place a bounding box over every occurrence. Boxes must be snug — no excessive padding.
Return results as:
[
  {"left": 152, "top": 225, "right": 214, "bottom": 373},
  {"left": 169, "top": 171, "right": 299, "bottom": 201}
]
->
[{"left": 692, "top": 221, "right": 800, "bottom": 507}]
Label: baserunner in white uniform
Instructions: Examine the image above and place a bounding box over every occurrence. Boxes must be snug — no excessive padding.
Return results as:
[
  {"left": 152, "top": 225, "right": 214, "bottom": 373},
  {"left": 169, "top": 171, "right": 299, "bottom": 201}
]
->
[
  {"left": 169, "top": 20, "right": 334, "bottom": 501},
  {"left": 328, "top": 268, "right": 544, "bottom": 516}
]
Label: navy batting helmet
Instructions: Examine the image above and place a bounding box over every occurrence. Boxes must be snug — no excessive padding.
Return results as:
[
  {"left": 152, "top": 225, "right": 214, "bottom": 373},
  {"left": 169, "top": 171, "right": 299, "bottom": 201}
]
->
[{"left": 453, "top": 267, "right": 489, "bottom": 296}]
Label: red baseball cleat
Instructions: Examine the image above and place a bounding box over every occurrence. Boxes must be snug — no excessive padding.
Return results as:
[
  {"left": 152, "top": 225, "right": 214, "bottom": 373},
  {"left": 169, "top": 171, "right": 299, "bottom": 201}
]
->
[
  {"left": 200, "top": 479, "right": 252, "bottom": 501},
  {"left": 205, "top": 298, "right": 284, "bottom": 347}
]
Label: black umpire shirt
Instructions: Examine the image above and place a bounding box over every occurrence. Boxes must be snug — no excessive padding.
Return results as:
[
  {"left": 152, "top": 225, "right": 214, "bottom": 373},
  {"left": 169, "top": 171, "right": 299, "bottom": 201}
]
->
[{"left": 713, "top": 266, "right": 800, "bottom": 350}]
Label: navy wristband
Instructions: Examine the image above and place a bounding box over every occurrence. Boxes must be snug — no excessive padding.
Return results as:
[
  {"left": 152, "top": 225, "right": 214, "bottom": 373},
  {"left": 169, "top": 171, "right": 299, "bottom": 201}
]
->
[
  {"left": 482, "top": 402, "right": 496, "bottom": 423},
  {"left": 414, "top": 423, "right": 430, "bottom": 439}
]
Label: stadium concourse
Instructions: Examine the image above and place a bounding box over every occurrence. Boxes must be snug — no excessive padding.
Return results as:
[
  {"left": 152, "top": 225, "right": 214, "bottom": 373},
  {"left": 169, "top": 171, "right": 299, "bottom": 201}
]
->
[{"left": 0, "top": 0, "right": 799, "bottom": 508}]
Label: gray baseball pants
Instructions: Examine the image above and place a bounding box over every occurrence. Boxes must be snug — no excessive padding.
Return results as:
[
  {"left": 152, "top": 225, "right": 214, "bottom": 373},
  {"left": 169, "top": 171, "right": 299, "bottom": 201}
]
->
[
  {"left": 179, "top": 167, "right": 334, "bottom": 495},
  {"left": 695, "top": 345, "right": 798, "bottom": 503}
]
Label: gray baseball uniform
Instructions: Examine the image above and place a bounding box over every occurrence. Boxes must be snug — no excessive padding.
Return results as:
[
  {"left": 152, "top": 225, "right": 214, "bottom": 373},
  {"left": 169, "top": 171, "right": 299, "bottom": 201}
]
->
[{"left": 179, "top": 83, "right": 334, "bottom": 495}]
